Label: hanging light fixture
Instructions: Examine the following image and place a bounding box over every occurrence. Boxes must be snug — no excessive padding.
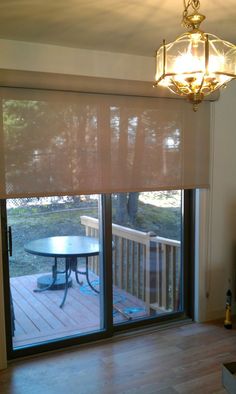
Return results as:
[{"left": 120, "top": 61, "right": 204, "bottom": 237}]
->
[{"left": 154, "top": 0, "right": 236, "bottom": 111}]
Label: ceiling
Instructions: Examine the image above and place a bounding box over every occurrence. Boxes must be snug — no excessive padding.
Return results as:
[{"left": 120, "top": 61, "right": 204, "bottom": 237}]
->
[{"left": 0, "top": 0, "right": 235, "bottom": 56}]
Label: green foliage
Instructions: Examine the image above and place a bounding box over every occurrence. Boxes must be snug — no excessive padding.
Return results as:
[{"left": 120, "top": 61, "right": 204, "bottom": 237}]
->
[
  {"left": 9, "top": 196, "right": 181, "bottom": 278},
  {"left": 112, "top": 192, "right": 181, "bottom": 240},
  {"left": 135, "top": 202, "right": 181, "bottom": 240}
]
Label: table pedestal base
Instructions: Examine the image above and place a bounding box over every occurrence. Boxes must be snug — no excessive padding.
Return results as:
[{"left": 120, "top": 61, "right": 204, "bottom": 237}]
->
[{"left": 37, "top": 274, "right": 73, "bottom": 290}]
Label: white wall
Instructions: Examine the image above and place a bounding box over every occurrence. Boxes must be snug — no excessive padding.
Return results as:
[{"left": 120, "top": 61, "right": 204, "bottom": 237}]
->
[
  {"left": 208, "top": 84, "right": 236, "bottom": 319},
  {"left": 195, "top": 83, "right": 236, "bottom": 322}
]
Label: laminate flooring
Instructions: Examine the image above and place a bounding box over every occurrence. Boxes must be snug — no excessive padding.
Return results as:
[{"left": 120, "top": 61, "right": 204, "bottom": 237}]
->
[{"left": 1, "top": 320, "right": 235, "bottom": 394}]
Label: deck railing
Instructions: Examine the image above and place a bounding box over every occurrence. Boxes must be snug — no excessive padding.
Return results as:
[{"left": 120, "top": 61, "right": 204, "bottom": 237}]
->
[{"left": 80, "top": 215, "right": 181, "bottom": 313}]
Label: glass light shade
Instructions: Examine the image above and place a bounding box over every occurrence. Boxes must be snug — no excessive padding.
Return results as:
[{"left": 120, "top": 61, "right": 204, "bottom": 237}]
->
[{"left": 155, "top": 31, "right": 236, "bottom": 109}]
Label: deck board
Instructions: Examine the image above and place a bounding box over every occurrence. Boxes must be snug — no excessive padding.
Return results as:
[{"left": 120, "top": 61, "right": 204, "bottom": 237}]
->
[
  {"left": 14, "top": 277, "right": 65, "bottom": 330},
  {"left": 10, "top": 271, "right": 150, "bottom": 348},
  {"left": 18, "top": 276, "right": 78, "bottom": 328},
  {"left": 23, "top": 274, "right": 98, "bottom": 326}
]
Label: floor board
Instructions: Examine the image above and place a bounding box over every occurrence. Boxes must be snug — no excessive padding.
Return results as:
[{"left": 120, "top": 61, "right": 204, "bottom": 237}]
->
[{"left": 0, "top": 320, "right": 234, "bottom": 393}]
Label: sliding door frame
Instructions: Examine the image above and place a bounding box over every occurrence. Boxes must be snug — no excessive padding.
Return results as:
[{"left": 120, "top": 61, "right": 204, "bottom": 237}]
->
[
  {"left": 1, "top": 195, "right": 113, "bottom": 360},
  {"left": 1, "top": 200, "right": 12, "bottom": 357},
  {"left": 112, "top": 189, "right": 195, "bottom": 333}
]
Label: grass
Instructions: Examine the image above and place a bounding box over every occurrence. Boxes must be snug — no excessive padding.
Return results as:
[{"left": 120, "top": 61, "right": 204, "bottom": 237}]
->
[
  {"left": 135, "top": 205, "right": 181, "bottom": 240},
  {"left": 8, "top": 197, "right": 181, "bottom": 277},
  {"left": 9, "top": 203, "right": 98, "bottom": 277}
]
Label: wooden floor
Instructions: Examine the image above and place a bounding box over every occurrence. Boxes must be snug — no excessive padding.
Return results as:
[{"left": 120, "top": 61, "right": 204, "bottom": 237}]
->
[
  {"left": 11, "top": 272, "right": 150, "bottom": 348},
  {"left": 1, "top": 320, "right": 235, "bottom": 393}
]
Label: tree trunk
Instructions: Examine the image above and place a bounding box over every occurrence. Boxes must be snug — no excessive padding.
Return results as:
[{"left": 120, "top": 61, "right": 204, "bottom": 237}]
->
[
  {"left": 127, "top": 192, "right": 139, "bottom": 224},
  {"left": 116, "top": 193, "right": 128, "bottom": 225},
  {"left": 115, "top": 192, "right": 139, "bottom": 225}
]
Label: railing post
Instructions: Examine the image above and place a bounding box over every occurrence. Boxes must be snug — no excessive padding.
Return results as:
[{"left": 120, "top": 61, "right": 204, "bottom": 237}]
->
[
  {"left": 146, "top": 232, "right": 159, "bottom": 312},
  {"left": 161, "top": 244, "right": 167, "bottom": 310}
]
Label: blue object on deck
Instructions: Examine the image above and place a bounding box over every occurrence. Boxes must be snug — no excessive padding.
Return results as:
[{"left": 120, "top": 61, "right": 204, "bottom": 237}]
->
[
  {"left": 80, "top": 280, "right": 100, "bottom": 295},
  {"left": 123, "top": 306, "right": 146, "bottom": 314},
  {"left": 80, "top": 280, "right": 127, "bottom": 302}
]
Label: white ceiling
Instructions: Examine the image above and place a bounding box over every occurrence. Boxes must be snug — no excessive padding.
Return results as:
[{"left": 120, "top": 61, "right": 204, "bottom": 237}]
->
[{"left": 0, "top": 0, "right": 235, "bottom": 56}]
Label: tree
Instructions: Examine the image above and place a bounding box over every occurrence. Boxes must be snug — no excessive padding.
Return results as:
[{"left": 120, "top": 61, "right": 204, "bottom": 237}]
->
[{"left": 115, "top": 192, "right": 139, "bottom": 225}]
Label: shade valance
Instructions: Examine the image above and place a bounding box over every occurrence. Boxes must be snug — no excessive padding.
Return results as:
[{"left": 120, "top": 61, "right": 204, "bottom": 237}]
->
[{"left": 0, "top": 87, "right": 210, "bottom": 198}]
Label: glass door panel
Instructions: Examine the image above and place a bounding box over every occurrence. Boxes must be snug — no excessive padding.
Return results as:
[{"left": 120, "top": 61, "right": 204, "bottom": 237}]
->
[
  {"left": 111, "top": 191, "right": 183, "bottom": 324},
  {"left": 5, "top": 194, "right": 104, "bottom": 349}
]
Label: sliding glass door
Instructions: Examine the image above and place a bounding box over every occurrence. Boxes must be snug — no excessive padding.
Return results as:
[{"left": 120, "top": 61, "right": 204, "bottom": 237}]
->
[
  {"left": 111, "top": 191, "right": 183, "bottom": 325},
  {"left": 0, "top": 82, "right": 205, "bottom": 359},
  {"left": 2, "top": 189, "right": 193, "bottom": 358},
  {"left": 1, "top": 194, "right": 109, "bottom": 353}
]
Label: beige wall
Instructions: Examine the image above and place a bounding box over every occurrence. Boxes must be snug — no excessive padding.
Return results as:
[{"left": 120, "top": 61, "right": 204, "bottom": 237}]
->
[{"left": 0, "top": 38, "right": 235, "bottom": 368}]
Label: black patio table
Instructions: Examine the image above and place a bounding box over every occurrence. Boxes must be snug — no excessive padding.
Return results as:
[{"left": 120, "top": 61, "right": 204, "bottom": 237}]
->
[{"left": 24, "top": 235, "right": 100, "bottom": 308}]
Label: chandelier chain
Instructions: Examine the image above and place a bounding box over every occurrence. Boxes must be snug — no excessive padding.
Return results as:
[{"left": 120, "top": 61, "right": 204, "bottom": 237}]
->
[{"left": 182, "top": 0, "right": 201, "bottom": 28}]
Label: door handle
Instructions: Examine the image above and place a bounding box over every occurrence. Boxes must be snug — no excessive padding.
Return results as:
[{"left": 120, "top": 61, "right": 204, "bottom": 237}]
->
[{"left": 8, "top": 226, "right": 12, "bottom": 257}]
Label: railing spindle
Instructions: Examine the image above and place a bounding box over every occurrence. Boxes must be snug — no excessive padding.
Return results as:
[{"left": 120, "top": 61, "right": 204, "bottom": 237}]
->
[
  {"left": 131, "top": 241, "right": 135, "bottom": 294},
  {"left": 137, "top": 243, "right": 141, "bottom": 298},
  {"left": 119, "top": 238, "right": 123, "bottom": 289},
  {"left": 172, "top": 246, "right": 177, "bottom": 310},
  {"left": 161, "top": 244, "right": 167, "bottom": 309},
  {"left": 168, "top": 245, "right": 175, "bottom": 310}
]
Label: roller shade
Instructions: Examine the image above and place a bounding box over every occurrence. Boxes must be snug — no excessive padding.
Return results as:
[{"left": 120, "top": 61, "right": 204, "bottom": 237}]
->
[{"left": 0, "top": 87, "right": 210, "bottom": 198}]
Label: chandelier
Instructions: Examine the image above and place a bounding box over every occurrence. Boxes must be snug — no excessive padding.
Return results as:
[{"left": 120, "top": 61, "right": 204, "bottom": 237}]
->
[{"left": 154, "top": 0, "right": 236, "bottom": 111}]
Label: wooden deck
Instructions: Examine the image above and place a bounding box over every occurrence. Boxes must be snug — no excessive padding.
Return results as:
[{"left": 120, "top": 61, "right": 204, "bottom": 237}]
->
[{"left": 10, "top": 271, "right": 149, "bottom": 348}]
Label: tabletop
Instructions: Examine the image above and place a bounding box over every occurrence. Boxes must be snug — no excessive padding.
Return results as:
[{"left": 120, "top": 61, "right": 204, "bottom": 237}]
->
[{"left": 24, "top": 235, "right": 100, "bottom": 258}]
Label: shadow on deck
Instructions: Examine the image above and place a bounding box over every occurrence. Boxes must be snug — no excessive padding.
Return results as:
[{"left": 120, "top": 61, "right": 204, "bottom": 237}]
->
[{"left": 10, "top": 271, "right": 150, "bottom": 348}]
